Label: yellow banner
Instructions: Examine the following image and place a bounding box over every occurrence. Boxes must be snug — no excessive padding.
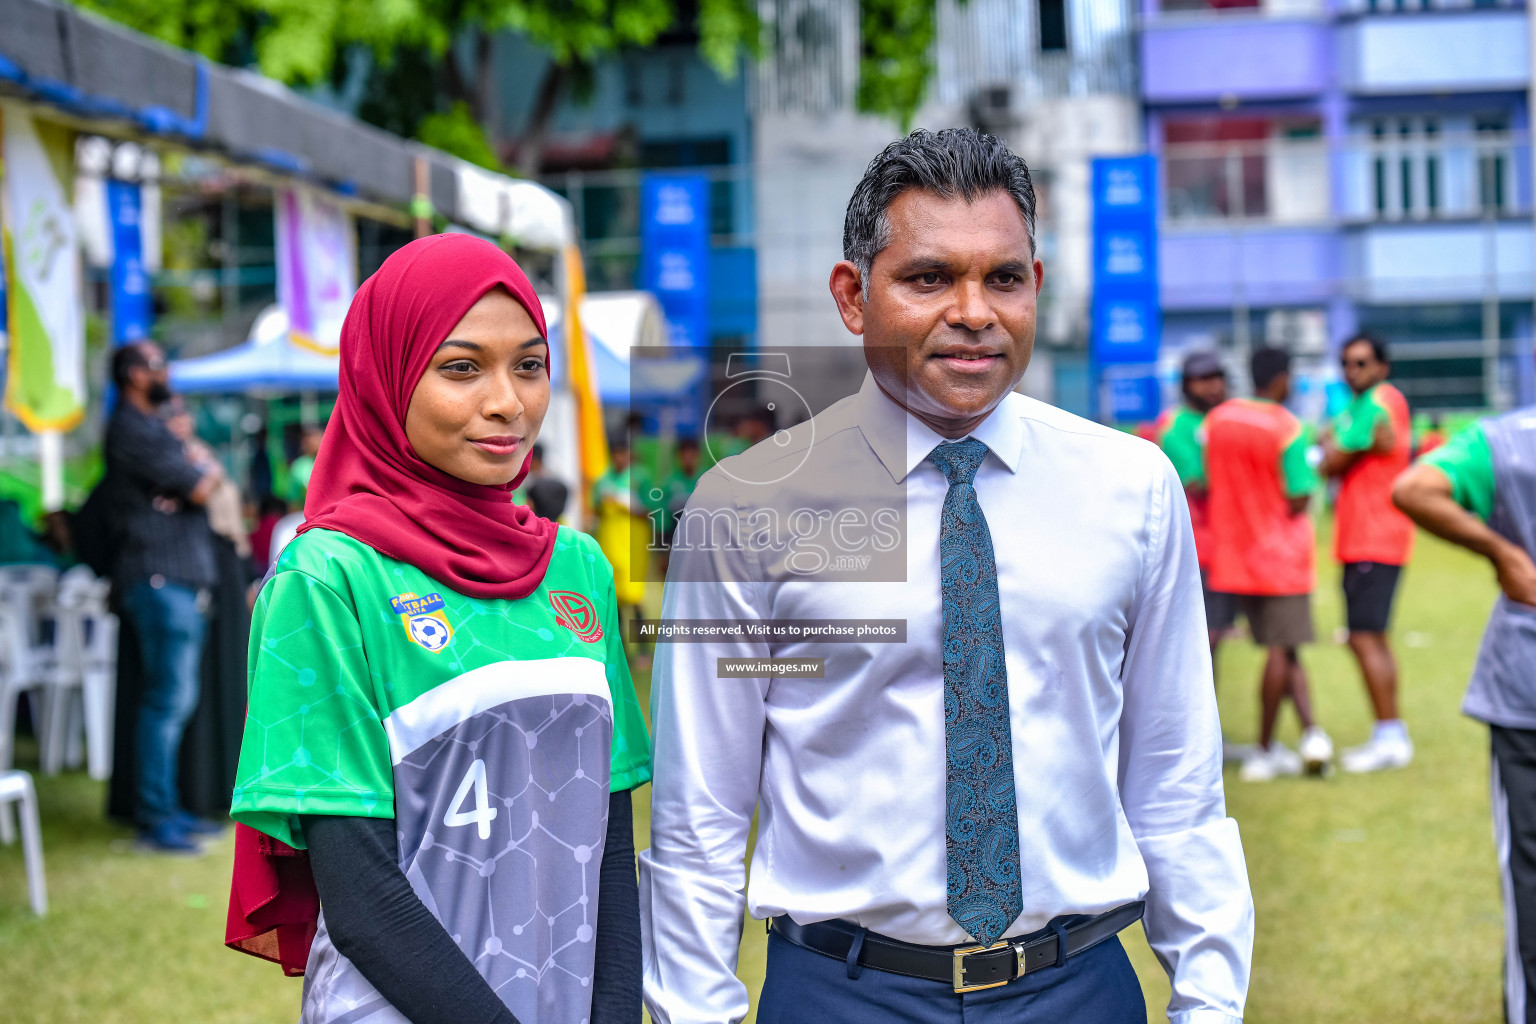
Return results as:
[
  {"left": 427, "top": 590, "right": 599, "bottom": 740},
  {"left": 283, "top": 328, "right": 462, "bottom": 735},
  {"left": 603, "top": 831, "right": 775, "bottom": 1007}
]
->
[
  {"left": 562, "top": 243, "right": 610, "bottom": 511},
  {"left": 2, "top": 105, "right": 83, "bottom": 432}
]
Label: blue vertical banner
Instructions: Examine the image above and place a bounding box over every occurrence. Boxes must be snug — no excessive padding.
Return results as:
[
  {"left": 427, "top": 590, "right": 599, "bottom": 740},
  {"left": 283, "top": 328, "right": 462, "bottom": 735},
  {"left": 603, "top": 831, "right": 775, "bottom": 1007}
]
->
[
  {"left": 1091, "top": 155, "right": 1161, "bottom": 422},
  {"left": 0, "top": 221, "right": 7, "bottom": 400},
  {"left": 641, "top": 173, "right": 710, "bottom": 349},
  {"left": 107, "top": 179, "right": 152, "bottom": 344}
]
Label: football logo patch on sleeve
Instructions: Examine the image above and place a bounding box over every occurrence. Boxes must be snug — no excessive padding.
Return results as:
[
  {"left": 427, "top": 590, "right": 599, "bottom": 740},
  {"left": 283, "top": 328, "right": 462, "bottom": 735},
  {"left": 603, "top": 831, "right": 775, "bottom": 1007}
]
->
[
  {"left": 391, "top": 592, "right": 455, "bottom": 652},
  {"left": 549, "top": 591, "right": 603, "bottom": 643}
]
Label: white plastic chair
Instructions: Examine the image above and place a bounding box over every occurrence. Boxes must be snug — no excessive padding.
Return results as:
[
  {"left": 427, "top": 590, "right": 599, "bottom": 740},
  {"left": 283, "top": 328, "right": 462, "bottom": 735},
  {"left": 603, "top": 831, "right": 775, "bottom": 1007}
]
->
[
  {"left": 40, "top": 568, "right": 117, "bottom": 780},
  {"left": 0, "top": 566, "right": 61, "bottom": 647},
  {"left": 0, "top": 565, "right": 60, "bottom": 608},
  {"left": 0, "top": 566, "right": 60, "bottom": 775},
  {"left": 0, "top": 769, "right": 46, "bottom": 914}
]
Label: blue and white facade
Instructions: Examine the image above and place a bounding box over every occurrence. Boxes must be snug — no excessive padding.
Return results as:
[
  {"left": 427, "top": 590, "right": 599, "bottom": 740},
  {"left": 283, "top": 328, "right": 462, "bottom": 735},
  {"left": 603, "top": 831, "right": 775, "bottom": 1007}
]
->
[
  {"left": 1141, "top": 0, "right": 1535, "bottom": 410},
  {"left": 492, "top": 33, "right": 758, "bottom": 348},
  {"left": 751, "top": 0, "right": 1141, "bottom": 414}
]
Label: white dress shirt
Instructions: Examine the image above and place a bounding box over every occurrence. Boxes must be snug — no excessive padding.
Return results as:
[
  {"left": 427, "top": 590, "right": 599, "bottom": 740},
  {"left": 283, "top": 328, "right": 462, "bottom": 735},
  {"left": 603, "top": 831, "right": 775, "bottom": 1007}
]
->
[{"left": 639, "top": 373, "right": 1254, "bottom": 1024}]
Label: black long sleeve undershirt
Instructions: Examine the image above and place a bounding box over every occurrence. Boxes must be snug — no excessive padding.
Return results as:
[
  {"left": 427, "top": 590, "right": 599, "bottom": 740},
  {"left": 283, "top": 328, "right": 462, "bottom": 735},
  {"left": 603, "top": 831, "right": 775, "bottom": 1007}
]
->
[
  {"left": 303, "top": 787, "right": 641, "bottom": 1024},
  {"left": 592, "top": 787, "right": 642, "bottom": 1024}
]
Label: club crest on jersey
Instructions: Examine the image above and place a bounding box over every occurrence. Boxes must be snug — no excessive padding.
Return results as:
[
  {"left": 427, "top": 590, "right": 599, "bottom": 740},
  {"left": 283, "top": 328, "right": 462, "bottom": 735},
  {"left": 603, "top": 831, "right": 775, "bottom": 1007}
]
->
[
  {"left": 550, "top": 591, "right": 602, "bottom": 643},
  {"left": 391, "top": 592, "right": 454, "bottom": 652}
]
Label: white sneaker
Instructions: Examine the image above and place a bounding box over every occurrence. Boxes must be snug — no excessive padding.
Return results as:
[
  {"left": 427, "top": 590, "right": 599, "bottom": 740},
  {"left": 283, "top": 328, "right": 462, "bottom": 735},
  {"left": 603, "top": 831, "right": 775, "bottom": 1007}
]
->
[
  {"left": 1299, "top": 727, "right": 1334, "bottom": 775},
  {"left": 1268, "top": 741, "right": 1303, "bottom": 775},
  {"left": 1240, "top": 743, "right": 1302, "bottom": 782},
  {"left": 1341, "top": 736, "right": 1414, "bottom": 774}
]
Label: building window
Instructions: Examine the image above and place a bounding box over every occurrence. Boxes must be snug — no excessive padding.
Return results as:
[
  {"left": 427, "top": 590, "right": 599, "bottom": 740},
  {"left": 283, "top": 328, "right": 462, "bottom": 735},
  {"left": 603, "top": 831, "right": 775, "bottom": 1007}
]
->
[
  {"left": 1356, "top": 0, "right": 1513, "bottom": 13},
  {"left": 1163, "top": 117, "right": 1326, "bottom": 223},
  {"left": 639, "top": 138, "right": 732, "bottom": 168},
  {"left": 667, "top": 57, "right": 686, "bottom": 106},
  {"left": 1355, "top": 115, "right": 1510, "bottom": 221},
  {"left": 623, "top": 56, "right": 643, "bottom": 108},
  {"left": 1477, "top": 117, "right": 1508, "bottom": 213},
  {"left": 1159, "top": 0, "right": 1261, "bottom": 12},
  {"left": 1039, "top": 0, "right": 1068, "bottom": 51},
  {"left": 1371, "top": 123, "right": 1387, "bottom": 215},
  {"left": 1425, "top": 120, "right": 1439, "bottom": 213}
]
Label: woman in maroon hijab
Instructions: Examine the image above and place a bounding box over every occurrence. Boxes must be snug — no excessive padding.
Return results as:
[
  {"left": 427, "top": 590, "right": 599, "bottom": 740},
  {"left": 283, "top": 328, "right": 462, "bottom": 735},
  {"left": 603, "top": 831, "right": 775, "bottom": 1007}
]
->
[{"left": 225, "top": 234, "right": 652, "bottom": 1024}]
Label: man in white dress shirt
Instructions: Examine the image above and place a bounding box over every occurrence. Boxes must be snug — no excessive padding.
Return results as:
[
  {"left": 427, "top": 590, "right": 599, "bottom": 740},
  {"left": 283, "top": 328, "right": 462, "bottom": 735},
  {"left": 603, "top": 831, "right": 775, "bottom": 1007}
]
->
[{"left": 640, "top": 128, "right": 1254, "bottom": 1023}]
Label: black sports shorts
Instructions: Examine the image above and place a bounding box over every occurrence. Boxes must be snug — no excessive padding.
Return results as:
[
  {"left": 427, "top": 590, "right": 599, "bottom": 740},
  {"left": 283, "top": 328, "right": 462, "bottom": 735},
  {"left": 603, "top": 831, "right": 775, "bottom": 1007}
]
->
[
  {"left": 1342, "top": 561, "right": 1403, "bottom": 634},
  {"left": 1200, "top": 567, "right": 1237, "bottom": 633}
]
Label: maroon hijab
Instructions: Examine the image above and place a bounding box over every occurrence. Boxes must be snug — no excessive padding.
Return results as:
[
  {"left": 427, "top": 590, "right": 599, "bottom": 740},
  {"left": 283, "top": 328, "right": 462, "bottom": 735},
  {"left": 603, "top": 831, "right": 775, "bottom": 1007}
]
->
[
  {"left": 228, "top": 234, "right": 557, "bottom": 974},
  {"left": 298, "top": 232, "right": 558, "bottom": 599}
]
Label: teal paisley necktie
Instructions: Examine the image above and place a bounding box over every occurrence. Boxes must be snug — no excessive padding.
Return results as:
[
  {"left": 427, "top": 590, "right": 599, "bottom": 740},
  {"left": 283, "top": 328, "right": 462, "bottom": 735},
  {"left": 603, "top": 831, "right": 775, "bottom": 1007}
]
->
[{"left": 928, "top": 438, "right": 1022, "bottom": 948}]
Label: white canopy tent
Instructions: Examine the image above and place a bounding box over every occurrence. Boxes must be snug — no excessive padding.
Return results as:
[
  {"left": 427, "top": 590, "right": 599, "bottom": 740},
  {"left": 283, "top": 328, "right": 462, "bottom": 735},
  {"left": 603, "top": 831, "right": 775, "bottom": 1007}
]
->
[{"left": 170, "top": 306, "right": 340, "bottom": 394}]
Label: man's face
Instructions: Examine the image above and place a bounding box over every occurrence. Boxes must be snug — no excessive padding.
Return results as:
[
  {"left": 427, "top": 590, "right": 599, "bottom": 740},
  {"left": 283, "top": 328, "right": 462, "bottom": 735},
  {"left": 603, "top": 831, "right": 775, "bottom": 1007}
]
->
[
  {"left": 735, "top": 417, "right": 770, "bottom": 444},
  {"left": 301, "top": 427, "right": 324, "bottom": 457},
  {"left": 1341, "top": 340, "right": 1388, "bottom": 395},
  {"left": 1184, "top": 373, "right": 1227, "bottom": 413},
  {"left": 831, "top": 188, "right": 1042, "bottom": 437},
  {"left": 132, "top": 342, "right": 172, "bottom": 405}
]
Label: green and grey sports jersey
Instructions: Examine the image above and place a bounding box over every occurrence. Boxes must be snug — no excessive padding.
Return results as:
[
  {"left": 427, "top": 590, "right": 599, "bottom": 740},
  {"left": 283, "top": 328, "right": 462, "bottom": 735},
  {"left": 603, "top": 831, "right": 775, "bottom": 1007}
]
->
[{"left": 231, "top": 526, "right": 650, "bottom": 1024}]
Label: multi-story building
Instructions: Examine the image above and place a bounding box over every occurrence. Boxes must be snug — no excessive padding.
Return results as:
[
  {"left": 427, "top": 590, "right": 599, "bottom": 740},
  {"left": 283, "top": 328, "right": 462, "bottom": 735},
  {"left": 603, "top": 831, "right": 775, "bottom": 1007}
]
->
[
  {"left": 753, "top": 0, "right": 1141, "bottom": 410},
  {"left": 488, "top": 2, "right": 1142, "bottom": 411},
  {"left": 492, "top": 29, "right": 759, "bottom": 348},
  {"left": 1141, "top": 0, "right": 1534, "bottom": 411}
]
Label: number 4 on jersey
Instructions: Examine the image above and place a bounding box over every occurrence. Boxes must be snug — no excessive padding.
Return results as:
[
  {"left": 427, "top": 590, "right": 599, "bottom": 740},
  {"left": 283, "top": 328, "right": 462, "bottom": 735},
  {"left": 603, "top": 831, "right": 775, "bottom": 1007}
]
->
[{"left": 444, "top": 758, "right": 498, "bottom": 839}]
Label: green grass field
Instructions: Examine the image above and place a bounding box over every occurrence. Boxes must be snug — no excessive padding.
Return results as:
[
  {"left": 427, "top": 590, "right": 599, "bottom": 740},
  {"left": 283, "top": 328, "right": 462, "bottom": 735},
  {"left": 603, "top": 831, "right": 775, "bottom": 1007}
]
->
[{"left": 0, "top": 525, "right": 1508, "bottom": 1022}]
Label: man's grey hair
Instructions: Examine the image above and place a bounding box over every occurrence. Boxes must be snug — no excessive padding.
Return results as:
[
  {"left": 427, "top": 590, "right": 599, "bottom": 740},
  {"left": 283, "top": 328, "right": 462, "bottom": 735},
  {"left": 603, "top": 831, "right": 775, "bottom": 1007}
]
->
[{"left": 842, "top": 127, "right": 1037, "bottom": 300}]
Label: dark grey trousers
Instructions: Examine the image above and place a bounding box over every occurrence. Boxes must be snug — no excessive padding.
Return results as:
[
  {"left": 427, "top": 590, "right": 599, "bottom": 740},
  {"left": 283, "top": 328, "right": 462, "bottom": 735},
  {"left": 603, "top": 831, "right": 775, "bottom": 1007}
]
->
[
  {"left": 757, "top": 926, "right": 1146, "bottom": 1024},
  {"left": 1492, "top": 725, "right": 1536, "bottom": 1024}
]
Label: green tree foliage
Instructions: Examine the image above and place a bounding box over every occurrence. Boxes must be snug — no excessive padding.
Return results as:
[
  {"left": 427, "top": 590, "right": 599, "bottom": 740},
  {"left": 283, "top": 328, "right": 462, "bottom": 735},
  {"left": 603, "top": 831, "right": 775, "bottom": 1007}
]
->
[
  {"left": 72, "top": 0, "right": 947, "bottom": 167},
  {"left": 856, "top": 0, "right": 941, "bottom": 131},
  {"left": 70, "top": 0, "right": 255, "bottom": 63},
  {"left": 70, "top": 0, "right": 764, "bottom": 172},
  {"left": 417, "top": 102, "right": 503, "bottom": 171},
  {"left": 697, "top": 0, "right": 762, "bottom": 80}
]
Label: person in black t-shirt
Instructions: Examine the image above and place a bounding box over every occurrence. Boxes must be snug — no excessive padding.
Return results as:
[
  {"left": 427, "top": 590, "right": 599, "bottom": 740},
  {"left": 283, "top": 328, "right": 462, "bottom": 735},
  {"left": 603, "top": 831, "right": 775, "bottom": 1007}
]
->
[
  {"left": 520, "top": 443, "right": 569, "bottom": 522},
  {"left": 104, "top": 342, "right": 224, "bottom": 853}
]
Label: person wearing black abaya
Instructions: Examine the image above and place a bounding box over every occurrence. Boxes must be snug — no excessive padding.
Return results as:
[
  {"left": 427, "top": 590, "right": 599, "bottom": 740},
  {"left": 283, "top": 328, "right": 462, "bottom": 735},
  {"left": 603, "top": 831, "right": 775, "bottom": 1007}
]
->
[{"left": 108, "top": 531, "right": 249, "bottom": 825}]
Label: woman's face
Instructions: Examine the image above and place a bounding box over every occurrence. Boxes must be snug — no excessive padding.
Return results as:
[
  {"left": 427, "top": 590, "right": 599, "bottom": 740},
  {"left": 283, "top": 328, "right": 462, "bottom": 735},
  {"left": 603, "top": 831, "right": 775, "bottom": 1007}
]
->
[{"left": 405, "top": 286, "right": 549, "bottom": 487}]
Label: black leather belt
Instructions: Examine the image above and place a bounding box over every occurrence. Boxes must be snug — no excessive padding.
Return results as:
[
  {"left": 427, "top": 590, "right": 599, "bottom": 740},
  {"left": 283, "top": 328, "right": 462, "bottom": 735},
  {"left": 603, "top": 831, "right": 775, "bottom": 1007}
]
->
[{"left": 771, "top": 901, "right": 1145, "bottom": 994}]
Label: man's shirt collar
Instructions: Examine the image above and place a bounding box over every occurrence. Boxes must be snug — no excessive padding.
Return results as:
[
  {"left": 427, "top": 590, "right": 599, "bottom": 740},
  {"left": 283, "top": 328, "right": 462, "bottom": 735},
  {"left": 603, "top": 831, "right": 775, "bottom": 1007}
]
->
[{"left": 853, "top": 371, "right": 1025, "bottom": 483}]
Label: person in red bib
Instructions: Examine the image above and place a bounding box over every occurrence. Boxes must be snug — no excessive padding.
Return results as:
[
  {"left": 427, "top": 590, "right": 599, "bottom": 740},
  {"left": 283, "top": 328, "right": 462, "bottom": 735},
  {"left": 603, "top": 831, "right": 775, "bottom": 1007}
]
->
[
  {"left": 1207, "top": 346, "right": 1334, "bottom": 781},
  {"left": 1153, "top": 350, "right": 1233, "bottom": 662},
  {"left": 1321, "top": 333, "right": 1415, "bottom": 773}
]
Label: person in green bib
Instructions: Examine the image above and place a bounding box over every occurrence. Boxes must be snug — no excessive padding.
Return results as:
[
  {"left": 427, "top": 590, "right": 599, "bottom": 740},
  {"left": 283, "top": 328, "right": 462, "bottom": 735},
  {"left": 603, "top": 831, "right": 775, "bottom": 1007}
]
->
[
  {"left": 224, "top": 234, "right": 651, "bottom": 1024},
  {"left": 659, "top": 436, "right": 705, "bottom": 543}
]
